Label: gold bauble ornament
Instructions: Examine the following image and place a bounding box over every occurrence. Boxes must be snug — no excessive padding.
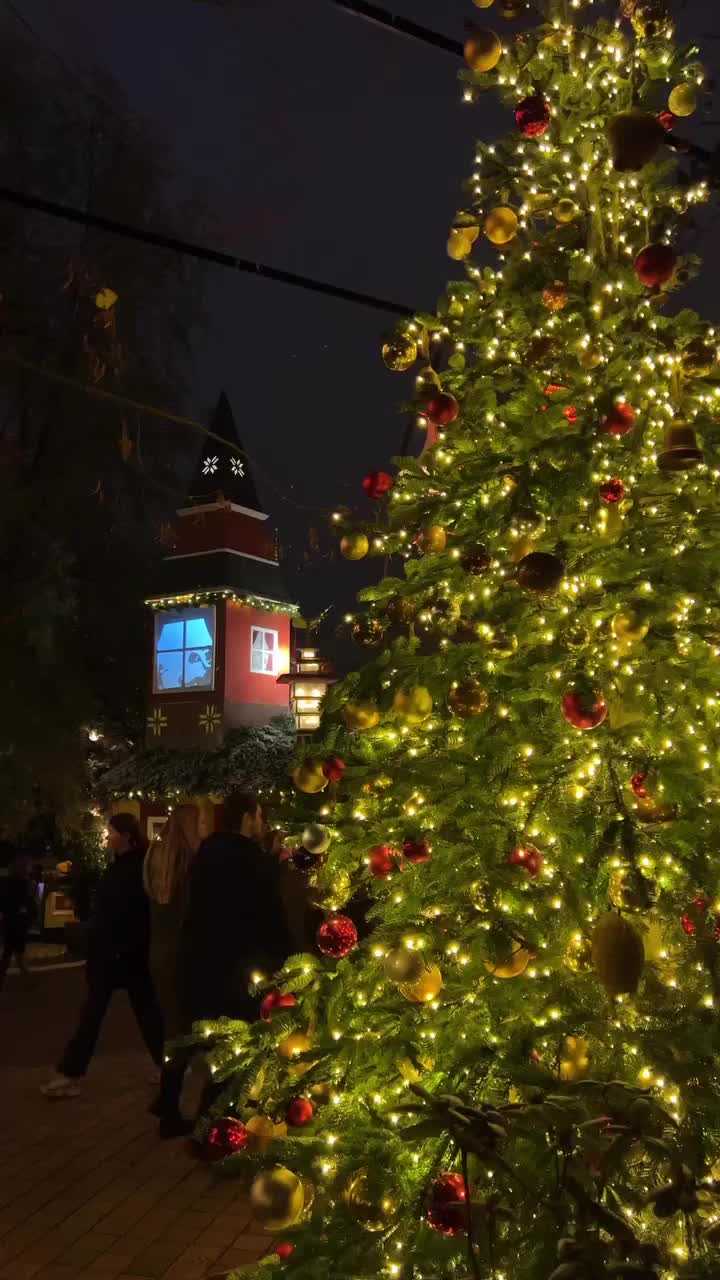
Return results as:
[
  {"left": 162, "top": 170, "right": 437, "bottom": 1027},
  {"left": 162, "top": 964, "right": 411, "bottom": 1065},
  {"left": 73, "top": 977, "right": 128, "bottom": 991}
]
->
[
  {"left": 416, "top": 524, "right": 447, "bottom": 553},
  {"left": 292, "top": 761, "right": 328, "bottom": 794},
  {"left": 343, "top": 1171, "right": 397, "bottom": 1233},
  {"left": 484, "top": 943, "right": 531, "bottom": 979},
  {"left": 393, "top": 685, "right": 433, "bottom": 727},
  {"left": 277, "top": 1030, "right": 313, "bottom": 1061},
  {"left": 246, "top": 1114, "right": 286, "bottom": 1152},
  {"left": 397, "top": 1053, "right": 434, "bottom": 1082},
  {"left": 399, "top": 964, "right": 443, "bottom": 1003},
  {"left": 447, "top": 225, "right": 479, "bottom": 261},
  {"left": 249, "top": 1167, "right": 305, "bottom": 1231},
  {"left": 553, "top": 197, "right": 579, "bottom": 224},
  {"left": 448, "top": 678, "right": 489, "bottom": 718},
  {"left": 542, "top": 280, "right": 569, "bottom": 312},
  {"left": 487, "top": 631, "right": 518, "bottom": 659},
  {"left": 577, "top": 343, "right": 603, "bottom": 369},
  {"left": 472, "top": 0, "right": 495, "bottom": 7},
  {"left": 343, "top": 700, "right": 380, "bottom": 730},
  {"left": 308, "top": 867, "right": 352, "bottom": 912},
  {"left": 591, "top": 912, "right": 644, "bottom": 997},
  {"left": 469, "top": 880, "right": 488, "bottom": 911},
  {"left": 340, "top": 532, "right": 369, "bottom": 561},
  {"left": 668, "top": 84, "right": 698, "bottom": 118},
  {"left": 382, "top": 332, "right": 418, "bottom": 372},
  {"left": 564, "top": 933, "right": 592, "bottom": 974},
  {"left": 559, "top": 1036, "right": 591, "bottom": 1083},
  {"left": 683, "top": 337, "right": 718, "bottom": 378},
  {"left": 383, "top": 946, "right": 426, "bottom": 984},
  {"left": 611, "top": 609, "right": 649, "bottom": 644},
  {"left": 484, "top": 205, "right": 518, "bottom": 247},
  {"left": 630, "top": 0, "right": 673, "bottom": 40},
  {"left": 464, "top": 29, "right": 502, "bottom": 73}
]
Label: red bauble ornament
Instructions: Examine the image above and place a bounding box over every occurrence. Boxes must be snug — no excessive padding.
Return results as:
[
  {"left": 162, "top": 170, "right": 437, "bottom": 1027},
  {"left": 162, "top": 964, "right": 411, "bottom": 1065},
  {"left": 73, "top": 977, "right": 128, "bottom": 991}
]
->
[
  {"left": 658, "top": 110, "right": 675, "bottom": 131},
  {"left": 363, "top": 470, "right": 394, "bottom": 499},
  {"left": 630, "top": 772, "right": 649, "bottom": 798},
  {"left": 285, "top": 1097, "right": 315, "bottom": 1127},
  {"left": 515, "top": 93, "right": 551, "bottom": 138},
  {"left": 403, "top": 837, "right": 431, "bottom": 865},
  {"left": 260, "top": 989, "right": 297, "bottom": 1022},
  {"left": 506, "top": 843, "right": 543, "bottom": 878},
  {"left": 599, "top": 477, "right": 625, "bottom": 504},
  {"left": 563, "top": 404, "right": 577, "bottom": 424},
  {"left": 275, "top": 1244, "right": 295, "bottom": 1261},
  {"left": 561, "top": 687, "right": 608, "bottom": 731},
  {"left": 424, "top": 392, "right": 459, "bottom": 427},
  {"left": 206, "top": 1117, "right": 249, "bottom": 1157},
  {"left": 322, "top": 754, "right": 346, "bottom": 783},
  {"left": 369, "top": 844, "right": 398, "bottom": 878},
  {"left": 425, "top": 1172, "right": 468, "bottom": 1237},
  {"left": 317, "top": 914, "right": 358, "bottom": 958},
  {"left": 601, "top": 402, "right": 636, "bottom": 437},
  {"left": 681, "top": 896, "right": 710, "bottom": 938},
  {"left": 635, "top": 242, "right": 676, "bottom": 289}
]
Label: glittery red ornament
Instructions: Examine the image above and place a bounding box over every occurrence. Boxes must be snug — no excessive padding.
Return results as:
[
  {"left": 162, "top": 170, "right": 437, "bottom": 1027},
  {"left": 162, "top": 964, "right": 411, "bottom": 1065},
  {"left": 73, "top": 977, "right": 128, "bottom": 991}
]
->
[
  {"left": 403, "top": 837, "right": 431, "bottom": 865},
  {"left": 681, "top": 896, "right": 710, "bottom": 937},
  {"left": 424, "top": 392, "right": 459, "bottom": 427},
  {"left": 260, "top": 989, "right": 297, "bottom": 1022},
  {"left": 658, "top": 109, "right": 675, "bottom": 130},
  {"left": 599, "top": 477, "right": 625, "bottom": 504},
  {"left": 285, "top": 1097, "right": 315, "bottom": 1127},
  {"left": 515, "top": 93, "right": 551, "bottom": 137},
  {"left": 363, "top": 470, "right": 394, "bottom": 499},
  {"left": 563, "top": 404, "right": 577, "bottom": 424},
  {"left": 601, "top": 403, "right": 636, "bottom": 437},
  {"left": 206, "top": 1117, "right": 249, "bottom": 1157},
  {"left": 630, "top": 772, "right": 649, "bottom": 798},
  {"left": 425, "top": 1172, "right": 468, "bottom": 1236},
  {"left": 275, "top": 1244, "right": 295, "bottom": 1261},
  {"left": 317, "top": 914, "right": 358, "bottom": 958},
  {"left": 369, "top": 844, "right": 398, "bottom": 877},
  {"left": 322, "top": 754, "right": 346, "bottom": 783},
  {"left": 635, "top": 242, "right": 676, "bottom": 288},
  {"left": 506, "top": 843, "right": 543, "bottom": 877},
  {"left": 561, "top": 687, "right": 608, "bottom": 731}
]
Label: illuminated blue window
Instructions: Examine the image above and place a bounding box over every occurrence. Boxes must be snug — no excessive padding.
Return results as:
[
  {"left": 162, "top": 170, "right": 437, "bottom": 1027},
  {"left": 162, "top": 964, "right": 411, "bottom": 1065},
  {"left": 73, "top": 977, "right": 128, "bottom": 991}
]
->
[{"left": 154, "top": 607, "right": 215, "bottom": 691}]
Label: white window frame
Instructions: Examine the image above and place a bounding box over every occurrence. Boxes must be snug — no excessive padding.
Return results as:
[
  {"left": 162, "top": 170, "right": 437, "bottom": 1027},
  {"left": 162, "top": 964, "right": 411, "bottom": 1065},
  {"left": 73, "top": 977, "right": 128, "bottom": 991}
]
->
[
  {"left": 250, "top": 625, "right": 279, "bottom": 676},
  {"left": 153, "top": 605, "right": 216, "bottom": 693}
]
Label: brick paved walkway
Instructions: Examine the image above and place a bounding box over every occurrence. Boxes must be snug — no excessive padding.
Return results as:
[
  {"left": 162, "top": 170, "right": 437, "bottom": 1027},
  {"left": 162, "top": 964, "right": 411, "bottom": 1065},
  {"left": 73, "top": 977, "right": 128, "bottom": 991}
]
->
[{"left": 0, "top": 969, "right": 269, "bottom": 1280}]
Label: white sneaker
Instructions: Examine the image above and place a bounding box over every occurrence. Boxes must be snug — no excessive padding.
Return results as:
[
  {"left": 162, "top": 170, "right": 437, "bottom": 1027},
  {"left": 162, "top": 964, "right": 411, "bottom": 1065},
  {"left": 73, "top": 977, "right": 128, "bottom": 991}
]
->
[{"left": 41, "top": 1075, "right": 82, "bottom": 1099}]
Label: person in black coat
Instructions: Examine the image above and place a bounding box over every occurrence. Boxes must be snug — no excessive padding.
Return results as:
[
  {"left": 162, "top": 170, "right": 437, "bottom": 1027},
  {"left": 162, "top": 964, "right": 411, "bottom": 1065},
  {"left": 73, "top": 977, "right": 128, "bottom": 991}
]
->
[
  {"left": 0, "top": 854, "right": 36, "bottom": 990},
  {"left": 156, "top": 791, "right": 293, "bottom": 1136},
  {"left": 42, "top": 813, "right": 164, "bottom": 1100}
]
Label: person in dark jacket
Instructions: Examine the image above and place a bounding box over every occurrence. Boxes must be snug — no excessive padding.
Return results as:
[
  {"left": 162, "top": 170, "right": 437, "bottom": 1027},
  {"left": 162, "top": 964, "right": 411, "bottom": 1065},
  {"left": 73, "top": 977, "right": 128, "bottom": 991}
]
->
[
  {"left": 41, "top": 813, "right": 164, "bottom": 1099},
  {"left": 0, "top": 854, "right": 36, "bottom": 990},
  {"left": 157, "top": 791, "right": 293, "bottom": 1133}
]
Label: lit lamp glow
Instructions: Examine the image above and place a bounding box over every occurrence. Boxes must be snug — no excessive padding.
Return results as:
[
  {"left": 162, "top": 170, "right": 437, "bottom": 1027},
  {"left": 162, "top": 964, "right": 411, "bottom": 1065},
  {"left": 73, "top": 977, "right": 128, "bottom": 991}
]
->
[{"left": 278, "top": 648, "right": 336, "bottom": 733}]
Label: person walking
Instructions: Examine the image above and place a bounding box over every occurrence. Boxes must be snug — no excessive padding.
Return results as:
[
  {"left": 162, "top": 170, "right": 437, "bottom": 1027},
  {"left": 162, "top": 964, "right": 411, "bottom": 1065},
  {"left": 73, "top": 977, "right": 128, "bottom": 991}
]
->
[
  {"left": 0, "top": 854, "right": 36, "bottom": 990},
  {"left": 143, "top": 805, "right": 201, "bottom": 1137},
  {"left": 41, "top": 813, "right": 164, "bottom": 1099}
]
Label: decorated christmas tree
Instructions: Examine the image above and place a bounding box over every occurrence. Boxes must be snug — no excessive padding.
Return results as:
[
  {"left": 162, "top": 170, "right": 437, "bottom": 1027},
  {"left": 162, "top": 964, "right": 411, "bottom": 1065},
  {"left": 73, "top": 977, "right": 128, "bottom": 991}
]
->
[{"left": 199, "top": 3, "right": 720, "bottom": 1278}]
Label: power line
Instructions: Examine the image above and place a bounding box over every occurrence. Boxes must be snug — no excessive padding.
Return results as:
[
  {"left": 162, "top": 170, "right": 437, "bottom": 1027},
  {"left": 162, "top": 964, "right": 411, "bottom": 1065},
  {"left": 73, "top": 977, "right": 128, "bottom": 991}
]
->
[
  {"left": 328, "top": 0, "right": 463, "bottom": 56},
  {"left": 0, "top": 184, "right": 413, "bottom": 317}
]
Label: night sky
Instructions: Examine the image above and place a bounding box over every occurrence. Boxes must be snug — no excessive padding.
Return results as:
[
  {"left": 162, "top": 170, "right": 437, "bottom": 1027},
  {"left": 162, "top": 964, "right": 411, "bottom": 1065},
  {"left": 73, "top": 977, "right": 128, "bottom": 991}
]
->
[{"left": 6, "top": 0, "right": 720, "bottom": 639}]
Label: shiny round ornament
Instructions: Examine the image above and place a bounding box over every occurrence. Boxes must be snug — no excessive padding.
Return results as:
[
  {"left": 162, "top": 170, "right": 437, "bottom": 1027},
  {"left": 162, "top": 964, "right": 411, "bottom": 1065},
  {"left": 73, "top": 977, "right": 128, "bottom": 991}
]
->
[
  {"left": 307, "top": 867, "right": 352, "bottom": 912},
  {"left": 447, "top": 226, "right": 479, "bottom": 261},
  {"left": 448, "top": 678, "right": 489, "bottom": 718},
  {"left": 658, "top": 421, "right": 703, "bottom": 472},
  {"left": 472, "top": 0, "right": 495, "bottom": 6},
  {"left": 302, "top": 823, "right": 330, "bottom": 855},
  {"left": 601, "top": 402, "right": 636, "bottom": 437},
  {"left": 285, "top": 1097, "right": 314, "bottom": 1127},
  {"left": 635, "top": 243, "right": 676, "bottom": 289},
  {"left": 249, "top": 1167, "right": 305, "bottom": 1231},
  {"left": 340, "top": 532, "right": 369, "bottom": 561},
  {"left": 608, "top": 110, "right": 665, "bottom": 171},
  {"left": 383, "top": 946, "right": 426, "bottom": 985},
  {"left": 469, "top": 880, "right": 488, "bottom": 911},
  {"left": 277, "top": 1030, "right": 313, "bottom": 1060},
  {"left": 343, "top": 700, "right": 380, "bottom": 730},
  {"left": 464, "top": 28, "right": 502, "bottom": 73},
  {"left": 245, "top": 1114, "right": 285, "bottom": 1151},
  {"left": 517, "top": 551, "right": 564, "bottom": 593},
  {"left": 317, "top": 914, "right": 358, "bottom": 958},
  {"left": 382, "top": 332, "right": 418, "bottom": 372},
  {"left": 630, "top": 1, "right": 673, "bottom": 39},
  {"left": 506, "top": 842, "right": 543, "bottom": 878},
  {"left": 393, "top": 685, "right": 433, "bottom": 726},
  {"left": 206, "top": 1117, "right": 249, "bottom": 1158},
  {"left": 630, "top": 771, "right": 649, "bottom": 798},
  {"left": 385, "top": 594, "right": 417, "bottom": 625},
  {"left": 368, "top": 844, "right": 398, "bottom": 878},
  {"left": 424, "top": 391, "right": 459, "bottom": 427},
  {"left": 487, "top": 630, "right": 518, "bottom": 659},
  {"left": 426, "top": 1173, "right": 468, "bottom": 1237},
  {"left": 292, "top": 760, "right": 329, "bottom": 794},
  {"left": 513, "top": 506, "right": 545, "bottom": 539},
  {"left": 275, "top": 1243, "right": 295, "bottom": 1261},
  {"left": 668, "top": 84, "right": 698, "bottom": 118},
  {"left": 461, "top": 543, "right": 491, "bottom": 575},
  {"left": 343, "top": 1171, "right": 397, "bottom": 1233},
  {"left": 399, "top": 964, "right": 443, "bottom": 1003},
  {"left": 260, "top": 989, "right": 297, "bottom": 1022},
  {"left": 322, "top": 754, "right": 345, "bottom": 783},
  {"left": 416, "top": 524, "right": 447, "bottom": 554},
  {"left": 682, "top": 337, "right": 718, "bottom": 378},
  {"left": 542, "top": 280, "right": 569, "bottom": 312},
  {"left": 561, "top": 686, "right": 608, "bottom": 731},
  {"left": 612, "top": 610, "right": 649, "bottom": 643},
  {"left": 591, "top": 912, "right": 644, "bottom": 996},
  {"left": 352, "top": 616, "right": 385, "bottom": 648},
  {"left": 599, "top": 477, "right": 625, "bottom": 504},
  {"left": 577, "top": 343, "right": 603, "bottom": 369},
  {"left": 515, "top": 93, "right": 551, "bottom": 138},
  {"left": 484, "top": 206, "right": 518, "bottom": 246},
  {"left": 554, "top": 197, "right": 579, "bottom": 224},
  {"left": 564, "top": 934, "right": 592, "bottom": 974},
  {"left": 484, "top": 943, "right": 531, "bottom": 979},
  {"left": 403, "top": 837, "right": 431, "bottom": 865},
  {"left": 680, "top": 895, "right": 720, "bottom": 939},
  {"left": 362, "top": 470, "right": 393, "bottom": 500}
]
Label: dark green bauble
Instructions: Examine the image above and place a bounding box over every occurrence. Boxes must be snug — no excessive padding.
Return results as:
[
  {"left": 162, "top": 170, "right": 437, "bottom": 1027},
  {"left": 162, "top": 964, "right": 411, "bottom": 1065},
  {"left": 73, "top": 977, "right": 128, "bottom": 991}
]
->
[
  {"left": 517, "top": 551, "right": 565, "bottom": 593},
  {"left": 352, "top": 617, "right": 385, "bottom": 648},
  {"left": 461, "top": 543, "right": 491, "bottom": 575}
]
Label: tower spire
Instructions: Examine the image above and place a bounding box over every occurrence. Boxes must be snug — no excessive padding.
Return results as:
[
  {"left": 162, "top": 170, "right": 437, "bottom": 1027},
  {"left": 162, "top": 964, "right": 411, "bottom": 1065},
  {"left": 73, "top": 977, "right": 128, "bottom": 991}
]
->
[{"left": 188, "top": 391, "right": 264, "bottom": 514}]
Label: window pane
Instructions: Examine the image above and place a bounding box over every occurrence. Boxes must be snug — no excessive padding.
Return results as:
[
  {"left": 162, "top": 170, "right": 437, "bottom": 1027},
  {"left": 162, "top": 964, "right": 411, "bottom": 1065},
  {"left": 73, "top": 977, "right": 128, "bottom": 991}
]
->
[
  {"left": 156, "top": 650, "right": 183, "bottom": 690},
  {"left": 184, "top": 648, "right": 213, "bottom": 688},
  {"left": 252, "top": 628, "right": 263, "bottom": 650},
  {"left": 157, "top": 619, "right": 184, "bottom": 651},
  {"left": 185, "top": 612, "right": 214, "bottom": 648},
  {"left": 251, "top": 651, "right": 263, "bottom": 673},
  {"left": 264, "top": 652, "right": 274, "bottom": 672},
  {"left": 264, "top": 631, "right": 275, "bottom": 651}
]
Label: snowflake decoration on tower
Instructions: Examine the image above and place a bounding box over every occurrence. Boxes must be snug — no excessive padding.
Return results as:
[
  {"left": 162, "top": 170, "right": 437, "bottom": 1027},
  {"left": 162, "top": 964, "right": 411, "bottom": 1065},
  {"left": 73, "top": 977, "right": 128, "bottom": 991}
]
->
[
  {"left": 230, "top": 457, "right": 245, "bottom": 478},
  {"left": 198, "top": 705, "right": 222, "bottom": 735},
  {"left": 202, "top": 456, "right": 219, "bottom": 475},
  {"left": 147, "top": 708, "right": 167, "bottom": 737}
]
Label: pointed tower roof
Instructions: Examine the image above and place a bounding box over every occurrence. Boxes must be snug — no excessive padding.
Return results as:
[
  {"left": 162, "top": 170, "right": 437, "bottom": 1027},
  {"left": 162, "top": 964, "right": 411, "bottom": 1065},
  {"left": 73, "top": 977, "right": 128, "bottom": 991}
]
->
[{"left": 188, "top": 392, "right": 264, "bottom": 514}]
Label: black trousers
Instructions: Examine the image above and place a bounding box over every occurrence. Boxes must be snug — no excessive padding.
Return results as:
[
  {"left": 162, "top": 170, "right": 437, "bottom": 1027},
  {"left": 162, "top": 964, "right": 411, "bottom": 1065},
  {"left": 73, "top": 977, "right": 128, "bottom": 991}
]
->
[{"left": 58, "top": 956, "right": 164, "bottom": 1078}]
